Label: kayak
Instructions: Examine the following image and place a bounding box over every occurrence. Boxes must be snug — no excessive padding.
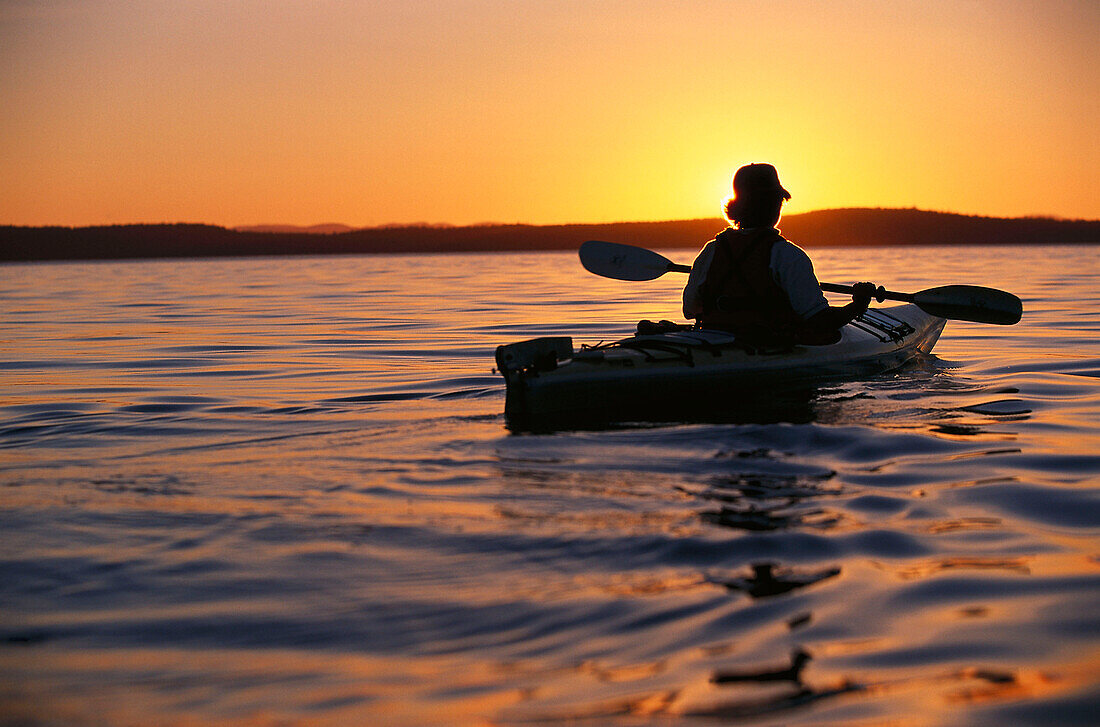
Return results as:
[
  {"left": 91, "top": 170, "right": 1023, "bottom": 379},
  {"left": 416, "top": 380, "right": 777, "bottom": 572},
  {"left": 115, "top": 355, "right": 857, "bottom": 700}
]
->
[{"left": 496, "top": 304, "right": 946, "bottom": 429}]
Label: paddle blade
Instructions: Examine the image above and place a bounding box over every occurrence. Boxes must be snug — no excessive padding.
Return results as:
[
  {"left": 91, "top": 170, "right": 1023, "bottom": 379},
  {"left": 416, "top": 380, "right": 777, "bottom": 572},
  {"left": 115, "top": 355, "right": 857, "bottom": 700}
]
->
[
  {"left": 579, "top": 240, "right": 685, "bottom": 281},
  {"left": 913, "top": 285, "right": 1023, "bottom": 325}
]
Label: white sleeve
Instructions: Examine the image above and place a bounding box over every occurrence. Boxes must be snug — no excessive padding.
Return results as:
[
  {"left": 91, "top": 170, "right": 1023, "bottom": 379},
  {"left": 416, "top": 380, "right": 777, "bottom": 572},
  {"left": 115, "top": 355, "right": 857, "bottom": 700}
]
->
[
  {"left": 682, "top": 242, "right": 716, "bottom": 319},
  {"left": 770, "top": 241, "right": 829, "bottom": 320}
]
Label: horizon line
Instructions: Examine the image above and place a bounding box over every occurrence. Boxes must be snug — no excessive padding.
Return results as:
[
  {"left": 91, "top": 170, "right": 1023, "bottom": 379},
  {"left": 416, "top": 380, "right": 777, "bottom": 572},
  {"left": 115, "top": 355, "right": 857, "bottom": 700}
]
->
[{"left": 4, "top": 206, "right": 1099, "bottom": 231}]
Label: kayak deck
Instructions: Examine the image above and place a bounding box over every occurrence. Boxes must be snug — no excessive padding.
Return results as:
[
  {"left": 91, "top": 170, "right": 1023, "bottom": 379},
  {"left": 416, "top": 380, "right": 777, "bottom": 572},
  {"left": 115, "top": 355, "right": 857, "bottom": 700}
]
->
[{"left": 496, "top": 305, "right": 946, "bottom": 430}]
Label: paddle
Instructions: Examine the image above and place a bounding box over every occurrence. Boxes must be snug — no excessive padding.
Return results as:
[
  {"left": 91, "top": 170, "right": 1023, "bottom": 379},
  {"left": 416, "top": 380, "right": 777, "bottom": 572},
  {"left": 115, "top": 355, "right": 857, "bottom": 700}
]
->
[
  {"left": 579, "top": 239, "right": 692, "bottom": 280},
  {"left": 579, "top": 240, "right": 1022, "bottom": 325}
]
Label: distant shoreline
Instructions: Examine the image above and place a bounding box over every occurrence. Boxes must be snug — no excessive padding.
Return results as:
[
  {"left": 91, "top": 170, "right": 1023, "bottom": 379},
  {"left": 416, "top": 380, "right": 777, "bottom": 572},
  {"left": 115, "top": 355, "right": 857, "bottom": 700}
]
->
[{"left": 2, "top": 208, "right": 1098, "bottom": 262}]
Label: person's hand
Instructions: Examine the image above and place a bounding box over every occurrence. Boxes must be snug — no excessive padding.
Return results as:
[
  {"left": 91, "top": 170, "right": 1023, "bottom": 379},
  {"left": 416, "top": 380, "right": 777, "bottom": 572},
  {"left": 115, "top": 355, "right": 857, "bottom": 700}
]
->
[{"left": 851, "top": 282, "right": 877, "bottom": 309}]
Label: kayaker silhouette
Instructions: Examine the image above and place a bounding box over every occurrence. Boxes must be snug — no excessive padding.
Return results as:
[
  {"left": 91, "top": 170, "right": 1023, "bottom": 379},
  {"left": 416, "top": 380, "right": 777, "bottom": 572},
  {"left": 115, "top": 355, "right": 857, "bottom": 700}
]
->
[{"left": 683, "top": 164, "right": 876, "bottom": 345}]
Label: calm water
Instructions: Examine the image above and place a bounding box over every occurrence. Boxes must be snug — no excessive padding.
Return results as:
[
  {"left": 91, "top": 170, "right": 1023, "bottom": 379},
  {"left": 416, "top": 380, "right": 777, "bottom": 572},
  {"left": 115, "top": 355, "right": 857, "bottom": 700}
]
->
[{"left": 1, "top": 244, "right": 1098, "bottom": 726}]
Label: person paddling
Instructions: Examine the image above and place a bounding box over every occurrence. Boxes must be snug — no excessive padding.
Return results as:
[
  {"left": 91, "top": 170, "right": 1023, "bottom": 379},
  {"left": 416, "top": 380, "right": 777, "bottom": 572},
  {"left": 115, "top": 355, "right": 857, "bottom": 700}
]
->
[{"left": 683, "top": 163, "right": 876, "bottom": 345}]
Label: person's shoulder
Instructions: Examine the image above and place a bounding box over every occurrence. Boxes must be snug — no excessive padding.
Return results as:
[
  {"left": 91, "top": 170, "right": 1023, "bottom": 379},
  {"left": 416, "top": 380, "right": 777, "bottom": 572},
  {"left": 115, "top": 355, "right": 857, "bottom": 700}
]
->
[
  {"left": 713, "top": 226, "right": 738, "bottom": 243},
  {"left": 690, "top": 237, "right": 719, "bottom": 268},
  {"left": 772, "top": 235, "right": 812, "bottom": 262},
  {"left": 697, "top": 237, "right": 719, "bottom": 254}
]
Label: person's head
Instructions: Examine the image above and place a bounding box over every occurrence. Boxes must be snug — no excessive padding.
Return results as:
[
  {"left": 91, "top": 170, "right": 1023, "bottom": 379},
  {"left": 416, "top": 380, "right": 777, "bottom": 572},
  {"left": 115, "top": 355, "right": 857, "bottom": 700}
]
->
[{"left": 724, "top": 163, "right": 791, "bottom": 229}]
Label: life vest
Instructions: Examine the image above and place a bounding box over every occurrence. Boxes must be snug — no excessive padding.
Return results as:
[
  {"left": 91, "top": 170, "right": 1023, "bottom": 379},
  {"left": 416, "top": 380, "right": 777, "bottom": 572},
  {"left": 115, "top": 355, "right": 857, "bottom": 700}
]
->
[{"left": 696, "top": 228, "right": 803, "bottom": 342}]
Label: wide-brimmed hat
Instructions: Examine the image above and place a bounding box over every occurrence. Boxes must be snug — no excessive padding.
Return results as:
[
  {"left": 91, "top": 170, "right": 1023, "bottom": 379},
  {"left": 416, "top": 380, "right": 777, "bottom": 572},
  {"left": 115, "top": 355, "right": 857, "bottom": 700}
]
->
[{"left": 732, "top": 163, "right": 791, "bottom": 201}]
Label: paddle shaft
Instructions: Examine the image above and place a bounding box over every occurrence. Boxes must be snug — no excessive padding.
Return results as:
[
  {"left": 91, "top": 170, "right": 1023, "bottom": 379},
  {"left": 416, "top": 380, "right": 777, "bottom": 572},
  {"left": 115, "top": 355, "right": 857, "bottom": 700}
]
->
[
  {"left": 662, "top": 267, "right": 898, "bottom": 302},
  {"left": 821, "top": 282, "right": 900, "bottom": 302},
  {"left": 578, "top": 240, "right": 1022, "bottom": 325}
]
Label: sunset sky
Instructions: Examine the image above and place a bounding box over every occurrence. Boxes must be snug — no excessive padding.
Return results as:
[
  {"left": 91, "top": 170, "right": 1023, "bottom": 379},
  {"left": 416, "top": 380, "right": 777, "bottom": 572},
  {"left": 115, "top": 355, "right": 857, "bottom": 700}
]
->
[{"left": 2, "top": 0, "right": 1097, "bottom": 228}]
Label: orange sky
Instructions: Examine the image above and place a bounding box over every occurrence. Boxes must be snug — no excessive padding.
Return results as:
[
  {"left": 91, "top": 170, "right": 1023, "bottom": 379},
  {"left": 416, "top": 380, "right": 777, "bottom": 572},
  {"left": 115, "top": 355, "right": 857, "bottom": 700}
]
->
[{"left": 2, "top": 0, "right": 1098, "bottom": 228}]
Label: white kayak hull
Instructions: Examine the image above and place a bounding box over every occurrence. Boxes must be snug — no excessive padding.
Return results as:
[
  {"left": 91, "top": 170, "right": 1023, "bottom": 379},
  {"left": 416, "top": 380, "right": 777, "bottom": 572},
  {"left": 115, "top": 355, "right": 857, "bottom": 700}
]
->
[{"left": 496, "top": 305, "right": 946, "bottom": 430}]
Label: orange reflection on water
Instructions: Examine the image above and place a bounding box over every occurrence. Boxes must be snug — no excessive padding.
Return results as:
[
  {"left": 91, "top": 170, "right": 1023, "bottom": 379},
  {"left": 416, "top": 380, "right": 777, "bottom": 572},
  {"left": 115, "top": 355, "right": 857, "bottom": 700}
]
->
[
  {"left": 893, "top": 556, "right": 1032, "bottom": 580},
  {"left": 0, "top": 647, "right": 529, "bottom": 727},
  {"left": 944, "top": 667, "right": 1062, "bottom": 705}
]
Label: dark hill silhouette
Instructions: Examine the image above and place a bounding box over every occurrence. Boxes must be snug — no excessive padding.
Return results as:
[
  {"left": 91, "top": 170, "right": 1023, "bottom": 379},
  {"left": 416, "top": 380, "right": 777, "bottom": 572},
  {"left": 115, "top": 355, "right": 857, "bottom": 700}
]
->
[
  {"left": 779, "top": 208, "right": 1100, "bottom": 247},
  {"left": 234, "top": 223, "right": 357, "bottom": 234},
  {"left": 1, "top": 209, "right": 1097, "bottom": 262}
]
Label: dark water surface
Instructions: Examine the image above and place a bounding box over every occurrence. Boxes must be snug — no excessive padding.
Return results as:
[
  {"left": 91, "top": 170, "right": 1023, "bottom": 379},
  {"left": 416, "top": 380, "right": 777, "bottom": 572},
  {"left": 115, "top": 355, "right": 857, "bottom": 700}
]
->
[{"left": 2, "top": 245, "right": 1098, "bottom": 725}]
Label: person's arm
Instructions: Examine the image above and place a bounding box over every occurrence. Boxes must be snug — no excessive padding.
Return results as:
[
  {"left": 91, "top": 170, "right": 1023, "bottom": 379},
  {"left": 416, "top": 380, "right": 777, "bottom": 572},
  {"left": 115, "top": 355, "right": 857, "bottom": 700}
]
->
[
  {"left": 682, "top": 242, "right": 716, "bottom": 319},
  {"left": 803, "top": 283, "right": 875, "bottom": 331},
  {"left": 771, "top": 242, "right": 875, "bottom": 334}
]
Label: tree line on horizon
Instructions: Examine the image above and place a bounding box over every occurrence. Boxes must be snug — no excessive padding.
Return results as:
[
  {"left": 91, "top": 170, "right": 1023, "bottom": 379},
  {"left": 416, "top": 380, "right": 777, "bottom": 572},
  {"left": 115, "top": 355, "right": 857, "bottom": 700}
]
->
[{"left": 2, "top": 208, "right": 1098, "bottom": 262}]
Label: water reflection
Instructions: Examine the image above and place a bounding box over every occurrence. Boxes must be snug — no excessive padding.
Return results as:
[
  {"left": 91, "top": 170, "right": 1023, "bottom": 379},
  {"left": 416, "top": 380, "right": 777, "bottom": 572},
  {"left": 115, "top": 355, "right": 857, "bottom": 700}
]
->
[
  {"left": 506, "top": 383, "right": 822, "bottom": 432},
  {"left": 891, "top": 556, "right": 1031, "bottom": 579},
  {"left": 700, "top": 505, "right": 845, "bottom": 531},
  {"left": 712, "top": 563, "right": 842, "bottom": 599},
  {"left": 713, "top": 647, "right": 813, "bottom": 685},
  {"left": 698, "top": 459, "right": 848, "bottom": 533}
]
